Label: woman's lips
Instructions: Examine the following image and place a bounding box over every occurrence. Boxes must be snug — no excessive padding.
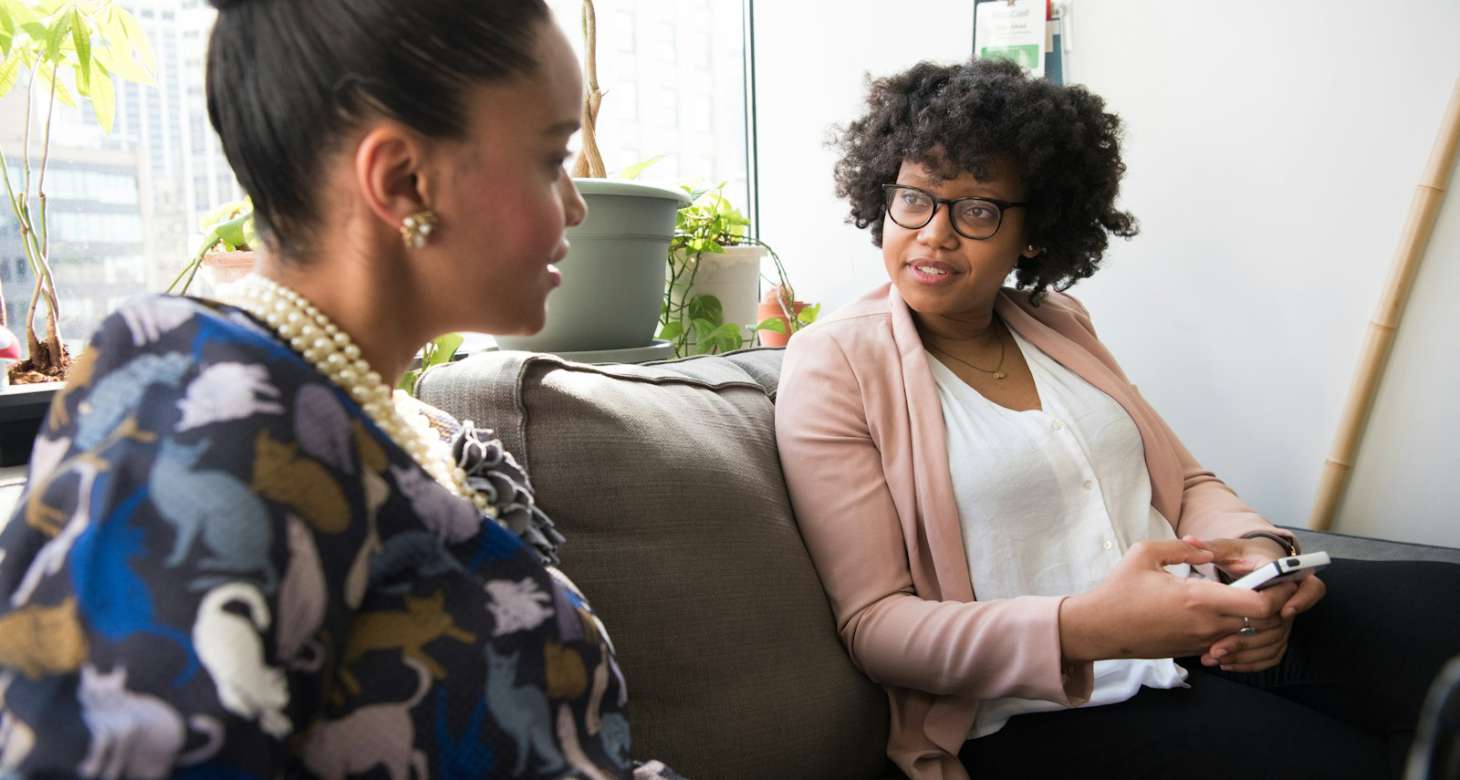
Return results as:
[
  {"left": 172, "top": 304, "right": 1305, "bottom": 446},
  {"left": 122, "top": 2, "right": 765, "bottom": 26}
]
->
[{"left": 906, "top": 259, "right": 958, "bottom": 286}]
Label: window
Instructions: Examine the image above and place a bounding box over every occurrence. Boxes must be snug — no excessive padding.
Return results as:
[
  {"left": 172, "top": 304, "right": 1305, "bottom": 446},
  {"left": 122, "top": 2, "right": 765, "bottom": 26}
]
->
[
  {"left": 0, "top": 1, "right": 243, "bottom": 354},
  {"left": 0, "top": 1, "right": 753, "bottom": 356},
  {"left": 544, "top": 0, "right": 751, "bottom": 203}
]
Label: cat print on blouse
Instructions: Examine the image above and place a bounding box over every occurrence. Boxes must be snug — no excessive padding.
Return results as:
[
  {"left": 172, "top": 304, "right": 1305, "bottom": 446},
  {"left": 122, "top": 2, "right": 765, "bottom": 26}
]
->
[
  {"left": 277, "top": 515, "right": 328, "bottom": 669},
  {"left": 74, "top": 352, "right": 191, "bottom": 450},
  {"left": 338, "top": 590, "right": 475, "bottom": 695},
  {"left": 486, "top": 576, "right": 556, "bottom": 636},
  {"left": 151, "top": 437, "right": 278, "bottom": 593},
  {"left": 77, "top": 664, "right": 223, "bottom": 779},
  {"left": 251, "top": 429, "right": 351, "bottom": 534},
  {"left": 300, "top": 655, "right": 432, "bottom": 780},
  {"left": 0, "top": 597, "right": 87, "bottom": 680},
  {"left": 0, "top": 296, "right": 674, "bottom": 778},
  {"left": 175, "top": 361, "right": 284, "bottom": 432},
  {"left": 293, "top": 383, "right": 355, "bottom": 473},
  {"left": 192, "top": 582, "right": 291, "bottom": 739},
  {"left": 485, "top": 644, "right": 566, "bottom": 776}
]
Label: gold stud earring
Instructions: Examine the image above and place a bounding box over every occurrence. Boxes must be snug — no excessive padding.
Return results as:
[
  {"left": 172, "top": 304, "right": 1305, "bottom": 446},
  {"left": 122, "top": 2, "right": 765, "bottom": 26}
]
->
[
  {"left": 1026, "top": 244, "right": 1041, "bottom": 255},
  {"left": 400, "top": 210, "right": 439, "bottom": 249}
]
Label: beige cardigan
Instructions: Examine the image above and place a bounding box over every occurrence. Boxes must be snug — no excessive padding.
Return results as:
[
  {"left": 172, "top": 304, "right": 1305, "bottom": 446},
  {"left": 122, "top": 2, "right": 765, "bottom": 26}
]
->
[{"left": 774, "top": 284, "right": 1291, "bottom": 779}]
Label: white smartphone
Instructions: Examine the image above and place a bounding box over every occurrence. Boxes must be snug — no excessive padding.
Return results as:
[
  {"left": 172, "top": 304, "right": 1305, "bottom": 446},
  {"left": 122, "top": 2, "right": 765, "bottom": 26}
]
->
[{"left": 1229, "top": 551, "right": 1331, "bottom": 591}]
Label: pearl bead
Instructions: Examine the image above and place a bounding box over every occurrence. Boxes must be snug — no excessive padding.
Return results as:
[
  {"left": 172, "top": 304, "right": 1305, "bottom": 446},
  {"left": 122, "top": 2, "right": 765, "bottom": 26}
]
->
[{"left": 221, "top": 274, "right": 481, "bottom": 508}]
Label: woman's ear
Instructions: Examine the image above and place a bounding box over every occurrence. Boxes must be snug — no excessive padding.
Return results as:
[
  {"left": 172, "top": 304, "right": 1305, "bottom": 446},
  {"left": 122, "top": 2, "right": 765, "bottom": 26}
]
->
[{"left": 353, "top": 122, "right": 433, "bottom": 230}]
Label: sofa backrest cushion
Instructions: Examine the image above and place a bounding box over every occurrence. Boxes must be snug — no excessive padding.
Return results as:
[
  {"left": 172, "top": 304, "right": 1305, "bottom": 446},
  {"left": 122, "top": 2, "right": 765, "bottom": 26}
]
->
[{"left": 418, "top": 348, "right": 891, "bottom": 779}]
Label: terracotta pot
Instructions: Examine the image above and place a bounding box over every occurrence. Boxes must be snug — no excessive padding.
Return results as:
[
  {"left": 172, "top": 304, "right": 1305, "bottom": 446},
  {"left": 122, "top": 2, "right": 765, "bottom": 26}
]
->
[
  {"left": 756, "top": 287, "right": 806, "bottom": 348},
  {"left": 202, "top": 250, "right": 257, "bottom": 291}
]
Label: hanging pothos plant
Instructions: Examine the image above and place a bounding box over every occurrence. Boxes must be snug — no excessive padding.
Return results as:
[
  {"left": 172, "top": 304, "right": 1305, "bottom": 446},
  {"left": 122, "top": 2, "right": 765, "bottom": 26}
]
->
[{"left": 660, "top": 184, "right": 818, "bottom": 357}]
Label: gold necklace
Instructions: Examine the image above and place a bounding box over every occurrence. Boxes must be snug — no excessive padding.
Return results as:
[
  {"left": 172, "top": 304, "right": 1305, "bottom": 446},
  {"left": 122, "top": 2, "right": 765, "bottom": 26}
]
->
[
  {"left": 221, "top": 274, "right": 490, "bottom": 513},
  {"left": 927, "top": 326, "right": 1009, "bottom": 381}
]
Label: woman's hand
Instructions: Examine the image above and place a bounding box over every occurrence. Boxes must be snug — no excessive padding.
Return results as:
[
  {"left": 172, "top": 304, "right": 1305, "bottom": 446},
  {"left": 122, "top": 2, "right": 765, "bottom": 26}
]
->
[
  {"left": 1197, "top": 572, "right": 1327, "bottom": 673},
  {"left": 1182, "top": 535, "right": 1328, "bottom": 672},
  {"left": 1059, "top": 539, "right": 1278, "bottom": 663},
  {"left": 1179, "top": 534, "right": 1285, "bottom": 579}
]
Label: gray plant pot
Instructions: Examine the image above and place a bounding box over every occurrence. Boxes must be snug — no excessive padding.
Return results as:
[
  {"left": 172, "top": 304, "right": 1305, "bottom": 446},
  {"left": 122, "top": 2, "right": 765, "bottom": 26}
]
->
[{"left": 496, "top": 179, "right": 688, "bottom": 353}]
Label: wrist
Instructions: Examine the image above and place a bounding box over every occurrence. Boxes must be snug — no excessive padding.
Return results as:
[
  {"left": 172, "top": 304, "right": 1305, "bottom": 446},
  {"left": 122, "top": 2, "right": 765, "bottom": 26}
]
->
[
  {"left": 1058, "top": 593, "right": 1105, "bottom": 663},
  {"left": 1240, "top": 530, "right": 1298, "bottom": 559}
]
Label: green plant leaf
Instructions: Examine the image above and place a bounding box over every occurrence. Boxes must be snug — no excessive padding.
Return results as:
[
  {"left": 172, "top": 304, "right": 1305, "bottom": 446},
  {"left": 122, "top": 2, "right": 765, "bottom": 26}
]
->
[
  {"left": 397, "top": 368, "right": 420, "bottom": 393},
  {"left": 685, "top": 294, "right": 723, "bottom": 325},
  {"left": 708, "top": 322, "right": 743, "bottom": 353},
  {"left": 657, "top": 320, "right": 684, "bottom": 341},
  {"left": 87, "top": 56, "right": 114, "bottom": 132},
  {"left": 69, "top": 8, "right": 89, "bottom": 94},
  {"left": 797, "top": 303, "right": 821, "bottom": 326},
  {"left": 0, "top": 53, "right": 21, "bottom": 98},
  {"left": 754, "top": 317, "right": 787, "bottom": 334},
  {"left": 616, "top": 154, "right": 665, "bottom": 181},
  {"left": 422, "top": 333, "right": 463, "bottom": 370},
  {"left": 213, "top": 212, "right": 251, "bottom": 249},
  {"left": 691, "top": 317, "right": 717, "bottom": 349},
  {"left": 0, "top": 3, "right": 14, "bottom": 58},
  {"left": 43, "top": 7, "right": 69, "bottom": 61},
  {"left": 114, "top": 5, "right": 153, "bottom": 74}
]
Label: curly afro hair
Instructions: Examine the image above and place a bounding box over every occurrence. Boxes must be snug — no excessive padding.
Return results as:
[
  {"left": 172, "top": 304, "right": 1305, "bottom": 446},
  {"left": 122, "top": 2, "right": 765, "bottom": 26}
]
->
[{"left": 833, "top": 57, "right": 1137, "bottom": 303}]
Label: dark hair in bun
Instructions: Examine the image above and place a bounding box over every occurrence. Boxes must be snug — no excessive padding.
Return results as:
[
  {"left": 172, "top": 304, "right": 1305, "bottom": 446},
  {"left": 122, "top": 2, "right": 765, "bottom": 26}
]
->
[{"left": 207, "top": 0, "right": 549, "bottom": 255}]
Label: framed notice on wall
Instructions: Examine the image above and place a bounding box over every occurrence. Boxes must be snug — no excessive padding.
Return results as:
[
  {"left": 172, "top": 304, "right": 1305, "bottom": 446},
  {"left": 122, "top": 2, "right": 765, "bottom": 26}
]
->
[{"left": 972, "top": 0, "right": 1067, "bottom": 84}]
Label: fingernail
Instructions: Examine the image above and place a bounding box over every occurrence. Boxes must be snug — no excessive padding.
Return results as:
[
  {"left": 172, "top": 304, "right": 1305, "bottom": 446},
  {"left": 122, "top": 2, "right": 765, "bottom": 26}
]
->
[
  {"left": 1220, "top": 665, "right": 1232, "bottom": 672},
  {"left": 1212, "top": 648, "right": 1226, "bottom": 658}
]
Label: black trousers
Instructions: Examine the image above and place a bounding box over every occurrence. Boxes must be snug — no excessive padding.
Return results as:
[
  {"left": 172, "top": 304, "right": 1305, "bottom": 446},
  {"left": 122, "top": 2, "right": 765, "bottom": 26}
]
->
[{"left": 959, "top": 559, "right": 1460, "bottom": 779}]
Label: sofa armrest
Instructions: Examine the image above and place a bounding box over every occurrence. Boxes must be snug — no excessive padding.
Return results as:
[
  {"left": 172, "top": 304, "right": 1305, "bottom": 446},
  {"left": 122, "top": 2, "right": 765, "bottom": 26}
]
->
[{"left": 1282, "top": 526, "right": 1460, "bottom": 566}]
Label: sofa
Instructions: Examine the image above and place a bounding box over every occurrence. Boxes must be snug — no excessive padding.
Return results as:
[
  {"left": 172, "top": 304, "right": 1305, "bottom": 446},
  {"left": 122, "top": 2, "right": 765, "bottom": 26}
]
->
[{"left": 416, "top": 346, "right": 1460, "bottom": 779}]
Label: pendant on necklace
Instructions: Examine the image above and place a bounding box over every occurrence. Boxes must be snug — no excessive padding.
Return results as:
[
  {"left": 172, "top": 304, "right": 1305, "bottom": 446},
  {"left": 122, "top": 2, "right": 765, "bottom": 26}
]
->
[{"left": 993, "top": 371, "right": 1007, "bottom": 380}]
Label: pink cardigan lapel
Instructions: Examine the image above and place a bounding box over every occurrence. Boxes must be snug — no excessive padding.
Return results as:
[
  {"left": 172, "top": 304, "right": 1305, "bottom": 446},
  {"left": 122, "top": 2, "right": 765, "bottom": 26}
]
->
[{"left": 886, "top": 286, "right": 976, "bottom": 603}]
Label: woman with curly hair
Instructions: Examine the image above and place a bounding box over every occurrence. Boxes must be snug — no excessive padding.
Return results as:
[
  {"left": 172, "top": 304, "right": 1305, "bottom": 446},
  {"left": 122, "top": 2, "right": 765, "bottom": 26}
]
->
[{"left": 776, "top": 57, "right": 1460, "bottom": 779}]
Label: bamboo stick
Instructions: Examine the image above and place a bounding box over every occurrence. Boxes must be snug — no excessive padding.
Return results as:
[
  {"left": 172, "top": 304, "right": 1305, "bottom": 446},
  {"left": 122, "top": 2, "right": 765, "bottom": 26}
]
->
[
  {"left": 571, "top": 0, "right": 606, "bottom": 179},
  {"left": 1309, "top": 76, "right": 1460, "bottom": 531}
]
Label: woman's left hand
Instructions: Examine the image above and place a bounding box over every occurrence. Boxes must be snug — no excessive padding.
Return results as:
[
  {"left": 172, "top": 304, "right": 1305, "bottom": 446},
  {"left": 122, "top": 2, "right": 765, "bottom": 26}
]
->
[{"left": 1182, "top": 535, "right": 1328, "bottom": 672}]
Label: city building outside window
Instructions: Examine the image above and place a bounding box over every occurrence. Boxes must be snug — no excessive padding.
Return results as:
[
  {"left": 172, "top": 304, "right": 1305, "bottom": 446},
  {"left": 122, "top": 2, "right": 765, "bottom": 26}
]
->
[{"left": 0, "top": 0, "right": 753, "bottom": 358}]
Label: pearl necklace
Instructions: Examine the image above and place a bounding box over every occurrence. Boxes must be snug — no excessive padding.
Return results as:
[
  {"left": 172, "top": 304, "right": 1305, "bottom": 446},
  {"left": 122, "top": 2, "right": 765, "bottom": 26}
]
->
[{"left": 222, "top": 274, "right": 489, "bottom": 514}]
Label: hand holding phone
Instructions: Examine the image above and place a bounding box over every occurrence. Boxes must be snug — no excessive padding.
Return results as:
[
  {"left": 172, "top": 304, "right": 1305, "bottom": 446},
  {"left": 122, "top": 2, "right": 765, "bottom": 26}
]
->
[{"left": 1229, "top": 551, "right": 1331, "bottom": 591}]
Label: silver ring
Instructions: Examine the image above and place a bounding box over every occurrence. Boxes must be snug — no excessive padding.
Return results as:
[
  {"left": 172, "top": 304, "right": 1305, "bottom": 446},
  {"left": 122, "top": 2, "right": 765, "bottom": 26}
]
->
[{"left": 1238, "top": 616, "right": 1258, "bottom": 637}]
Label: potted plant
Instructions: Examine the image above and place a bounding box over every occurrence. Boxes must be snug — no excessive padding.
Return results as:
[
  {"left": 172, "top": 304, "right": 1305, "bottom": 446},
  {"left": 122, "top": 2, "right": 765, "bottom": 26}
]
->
[
  {"left": 660, "top": 185, "right": 818, "bottom": 356},
  {"left": 0, "top": 0, "right": 155, "bottom": 384},
  {"left": 755, "top": 284, "right": 819, "bottom": 348},
  {"left": 495, "top": 0, "right": 687, "bottom": 356},
  {"left": 168, "top": 197, "right": 256, "bottom": 295}
]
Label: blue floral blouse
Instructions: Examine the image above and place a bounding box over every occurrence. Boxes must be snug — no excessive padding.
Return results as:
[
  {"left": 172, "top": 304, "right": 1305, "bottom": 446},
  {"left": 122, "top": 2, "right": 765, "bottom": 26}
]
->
[{"left": 0, "top": 295, "right": 679, "bottom": 779}]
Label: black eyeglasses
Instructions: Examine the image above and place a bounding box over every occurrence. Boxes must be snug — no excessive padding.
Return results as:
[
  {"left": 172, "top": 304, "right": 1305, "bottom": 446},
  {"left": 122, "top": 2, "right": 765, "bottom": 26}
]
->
[{"left": 882, "top": 184, "right": 1028, "bottom": 240}]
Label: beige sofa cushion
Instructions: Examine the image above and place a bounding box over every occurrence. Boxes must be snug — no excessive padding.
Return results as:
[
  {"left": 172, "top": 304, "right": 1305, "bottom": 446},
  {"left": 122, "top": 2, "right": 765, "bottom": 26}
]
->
[{"left": 418, "top": 349, "right": 891, "bottom": 779}]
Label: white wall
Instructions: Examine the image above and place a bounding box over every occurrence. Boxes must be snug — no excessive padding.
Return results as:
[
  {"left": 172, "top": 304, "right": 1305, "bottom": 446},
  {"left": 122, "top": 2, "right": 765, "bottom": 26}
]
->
[
  {"left": 752, "top": 0, "right": 974, "bottom": 309},
  {"left": 753, "top": 1, "right": 1460, "bottom": 545}
]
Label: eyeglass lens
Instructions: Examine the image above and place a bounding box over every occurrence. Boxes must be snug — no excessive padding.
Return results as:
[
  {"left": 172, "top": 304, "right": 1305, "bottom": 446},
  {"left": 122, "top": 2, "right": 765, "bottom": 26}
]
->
[{"left": 886, "top": 186, "right": 1002, "bottom": 239}]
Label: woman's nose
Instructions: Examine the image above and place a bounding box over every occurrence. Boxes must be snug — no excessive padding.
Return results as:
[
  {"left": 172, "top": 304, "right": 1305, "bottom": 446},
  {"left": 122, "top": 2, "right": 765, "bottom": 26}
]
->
[{"left": 560, "top": 173, "right": 587, "bottom": 227}]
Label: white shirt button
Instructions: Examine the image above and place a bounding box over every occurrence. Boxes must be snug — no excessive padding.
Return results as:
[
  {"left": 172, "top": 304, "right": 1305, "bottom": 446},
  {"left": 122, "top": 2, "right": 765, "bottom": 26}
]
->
[
  {"left": 1051, "top": 420, "right": 1064, "bottom": 431},
  {"left": 1083, "top": 479, "right": 1094, "bottom": 490},
  {"left": 1103, "top": 539, "right": 1114, "bottom": 551}
]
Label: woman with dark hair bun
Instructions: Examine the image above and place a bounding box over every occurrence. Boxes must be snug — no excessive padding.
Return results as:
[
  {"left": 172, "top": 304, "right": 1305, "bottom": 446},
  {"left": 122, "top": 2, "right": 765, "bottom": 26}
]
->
[
  {"left": 776, "top": 57, "right": 1460, "bottom": 779},
  {"left": 0, "top": 1, "right": 678, "bottom": 777}
]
